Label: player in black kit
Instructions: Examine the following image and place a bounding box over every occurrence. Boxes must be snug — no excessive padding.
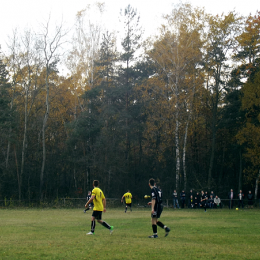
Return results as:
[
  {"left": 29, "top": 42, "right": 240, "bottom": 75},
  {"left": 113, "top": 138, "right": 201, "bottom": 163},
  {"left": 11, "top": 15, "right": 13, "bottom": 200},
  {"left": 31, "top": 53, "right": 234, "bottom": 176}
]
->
[
  {"left": 148, "top": 178, "right": 170, "bottom": 238},
  {"left": 84, "top": 191, "right": 93, "bottom": 213}
]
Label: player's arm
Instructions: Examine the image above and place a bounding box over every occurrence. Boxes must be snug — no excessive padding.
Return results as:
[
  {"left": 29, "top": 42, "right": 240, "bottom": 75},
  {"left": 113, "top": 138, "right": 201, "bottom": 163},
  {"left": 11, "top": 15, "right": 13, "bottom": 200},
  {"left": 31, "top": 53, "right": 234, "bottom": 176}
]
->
[
  {"left": 103, "top": 198, "right": 107, "bottom": 212},
  {"left": 147, "top": 196, "right": 152, "bottom": 205},
  {"left": 85, "top": 195, "right": 95, "bottom": 208},
  {"left": 121, "top": 195, "right": 125, "bottom": 202}
]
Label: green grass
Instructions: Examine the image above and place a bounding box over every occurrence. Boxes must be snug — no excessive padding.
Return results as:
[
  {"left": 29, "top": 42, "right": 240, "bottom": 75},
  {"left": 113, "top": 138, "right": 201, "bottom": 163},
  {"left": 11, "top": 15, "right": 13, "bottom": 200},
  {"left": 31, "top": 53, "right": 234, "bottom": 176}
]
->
[{"left": 0, "top": 207, "right": 259, "bottom": 259}]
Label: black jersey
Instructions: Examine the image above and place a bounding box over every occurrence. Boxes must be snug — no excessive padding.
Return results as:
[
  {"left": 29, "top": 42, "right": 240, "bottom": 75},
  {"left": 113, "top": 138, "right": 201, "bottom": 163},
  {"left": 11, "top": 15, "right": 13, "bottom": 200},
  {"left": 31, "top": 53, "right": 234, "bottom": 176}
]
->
[
  {"left": 86, "top": 194, "right": 93, "bottom": 207},
  {"left": 151, "top": 186, "right": 163, "bottom": 211}
]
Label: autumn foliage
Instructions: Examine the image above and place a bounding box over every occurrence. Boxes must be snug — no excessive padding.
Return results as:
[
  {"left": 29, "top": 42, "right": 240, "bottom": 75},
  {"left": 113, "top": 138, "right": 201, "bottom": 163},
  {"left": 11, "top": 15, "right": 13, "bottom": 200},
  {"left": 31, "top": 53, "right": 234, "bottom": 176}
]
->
[{"left": 0, "top": 4, "right": 260, "bottom": 202}]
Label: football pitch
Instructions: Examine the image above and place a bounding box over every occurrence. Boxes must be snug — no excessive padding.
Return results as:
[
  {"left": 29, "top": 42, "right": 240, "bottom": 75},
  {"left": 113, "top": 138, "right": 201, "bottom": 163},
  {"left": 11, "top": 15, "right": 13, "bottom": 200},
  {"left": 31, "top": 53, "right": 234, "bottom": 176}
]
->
[{"left": 0, "top": 207, "right": 259, "bottom": 260}]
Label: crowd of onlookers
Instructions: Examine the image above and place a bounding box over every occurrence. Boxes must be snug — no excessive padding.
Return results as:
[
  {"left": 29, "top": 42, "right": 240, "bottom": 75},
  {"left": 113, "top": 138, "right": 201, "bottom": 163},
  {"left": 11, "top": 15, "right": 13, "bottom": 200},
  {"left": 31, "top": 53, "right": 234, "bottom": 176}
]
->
[{"left": 172, "top": 189, "right": 257, "bottom": 209}]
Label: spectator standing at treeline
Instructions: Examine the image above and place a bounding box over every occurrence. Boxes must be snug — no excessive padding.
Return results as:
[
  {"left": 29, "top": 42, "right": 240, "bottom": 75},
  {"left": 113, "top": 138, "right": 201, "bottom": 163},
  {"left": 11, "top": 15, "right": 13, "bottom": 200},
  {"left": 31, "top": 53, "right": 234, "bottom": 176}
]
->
[
  {"left": 200, "top": 191, "right": 207, "bottom": 212},
  {"left": 188, "top": 195, "right": 194, "bottom": 208},
  {"left": 247, "top": 191, "right": 254, "bottom": 208},
  {"left": 189, "top": 189, "right": 194, "bottom": 199},
  {"left": 208, "top": 195, "right": 214, "bottom": 208},
  {"left": 172, "top": 189, "right": 180, "bottom": 209},
  {"left": 228, "top": 189, "right": 234, "bottom": 209},
  {"left": 180, "top": 190, "right": 186, "bottom": 208},
  {"left": 237, "top": 190, "right": 244, "bottom": 209}
]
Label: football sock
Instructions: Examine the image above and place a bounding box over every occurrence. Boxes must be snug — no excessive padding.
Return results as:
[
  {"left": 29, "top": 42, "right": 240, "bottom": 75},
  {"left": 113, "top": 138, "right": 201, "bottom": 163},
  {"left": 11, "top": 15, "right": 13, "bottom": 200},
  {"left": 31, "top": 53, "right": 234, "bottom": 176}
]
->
[
  {"left": 91, "top": 220, "right": 96, "bottom": 233},
  {"left": 157, "top": 221, "right": 164, "bottom": 229},
  {"left": 152, "top": 224, "right": 157, "bottom": 234},
  {"left": 102, "top": 221, "right": 111, "bottom": 229}
]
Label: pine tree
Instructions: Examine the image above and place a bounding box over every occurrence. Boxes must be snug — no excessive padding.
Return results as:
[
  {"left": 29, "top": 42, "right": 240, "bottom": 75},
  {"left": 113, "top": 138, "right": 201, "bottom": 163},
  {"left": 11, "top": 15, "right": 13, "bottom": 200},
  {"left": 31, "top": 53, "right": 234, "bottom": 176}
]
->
[
  {"left": 0, "top": 56, "right": 15, "bottom": 181},
  {"left": 0, "top": 58, "right": 12, "bottom": 131},
  {"left": 118, "top": 4, "right": 142, "bottom": 171}
]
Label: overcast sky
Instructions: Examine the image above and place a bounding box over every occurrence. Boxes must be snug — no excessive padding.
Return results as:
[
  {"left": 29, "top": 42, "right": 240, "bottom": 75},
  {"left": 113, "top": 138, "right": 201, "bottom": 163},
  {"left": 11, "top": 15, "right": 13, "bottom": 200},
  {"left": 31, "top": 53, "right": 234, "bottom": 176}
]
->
[{"left": 0, "top": 0, "right": 259, "bottom": 53}]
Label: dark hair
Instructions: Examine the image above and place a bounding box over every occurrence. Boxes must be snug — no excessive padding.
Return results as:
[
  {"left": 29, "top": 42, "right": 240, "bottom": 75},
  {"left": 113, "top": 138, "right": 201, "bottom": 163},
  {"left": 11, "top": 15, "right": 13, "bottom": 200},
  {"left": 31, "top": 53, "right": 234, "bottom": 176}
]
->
[
  {"left": 149, "top": 178, "right": 155, "bottom": 186},
  {"left": 93, "top": 180, "right": 99, "bottom": 187}
]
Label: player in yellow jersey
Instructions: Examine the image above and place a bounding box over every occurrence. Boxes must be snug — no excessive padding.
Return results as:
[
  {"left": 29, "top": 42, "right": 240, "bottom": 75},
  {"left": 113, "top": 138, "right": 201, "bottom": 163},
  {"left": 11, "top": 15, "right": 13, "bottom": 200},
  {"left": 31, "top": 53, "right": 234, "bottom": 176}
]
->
[
  {"left": 85, "top": 180, "right": 114, "bottom": 235},
  {"left": 121, "top": 190, "right": 132, "bottom": 213}
]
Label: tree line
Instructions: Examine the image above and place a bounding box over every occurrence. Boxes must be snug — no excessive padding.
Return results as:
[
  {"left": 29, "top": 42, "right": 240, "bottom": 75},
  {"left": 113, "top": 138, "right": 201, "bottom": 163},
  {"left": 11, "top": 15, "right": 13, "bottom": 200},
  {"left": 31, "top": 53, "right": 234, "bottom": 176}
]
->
[{"left": 0, "top": 3, "right": 260, "bottom": 202}]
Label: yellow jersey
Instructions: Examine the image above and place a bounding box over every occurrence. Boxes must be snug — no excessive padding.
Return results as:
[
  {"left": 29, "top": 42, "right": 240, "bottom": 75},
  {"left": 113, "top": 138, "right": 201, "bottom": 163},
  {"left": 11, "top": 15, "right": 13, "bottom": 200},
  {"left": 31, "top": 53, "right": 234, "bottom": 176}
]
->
[
  {"left": 92, "top": 187, "right": 105, "bottom": 211},
  {"left": 123, "top": 192, "right": 132, "bottom": 204}
]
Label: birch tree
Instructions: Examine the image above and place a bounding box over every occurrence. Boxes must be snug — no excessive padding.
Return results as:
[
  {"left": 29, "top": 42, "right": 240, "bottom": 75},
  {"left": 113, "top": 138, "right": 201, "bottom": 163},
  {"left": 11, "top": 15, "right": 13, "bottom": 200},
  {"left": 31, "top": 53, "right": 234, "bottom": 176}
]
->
[
  {"left": 39, "top": 17, "right": 67, "bottom": 200},
  {"left": 67, "top": 2, "right": 104, "bottom": 97},
  {"left": 146, "top": 3, "right": 205, "bottom": 191},
  {"left": 6, "top": 29, "right": 43, "bottom": 201}
]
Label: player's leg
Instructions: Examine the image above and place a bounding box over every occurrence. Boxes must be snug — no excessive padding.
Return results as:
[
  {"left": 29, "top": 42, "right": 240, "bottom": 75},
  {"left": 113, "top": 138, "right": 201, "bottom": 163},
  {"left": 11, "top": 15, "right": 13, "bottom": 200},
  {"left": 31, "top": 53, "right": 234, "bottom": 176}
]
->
[
  {"left": 87, "top": 215, "right": 96, "bottom": 235},
  {"left": 97, "top": 216, "right": 114, "bottom": 234},
  {"left": 156, "top": 206, "right": 170, "bottom": 237},
  {"left": 149, "top": 217, "right": 158, "bottom": 238},
  {"left": 97, "top": 219, "right": 111, "bottom": 228},
  {"left": 125, "top": 205, "right": 127, "bottom": 213},
  {"left": 91, "top": 216, "right": 96, "bottom": 233},
  {"left": 157, "top": 220, "right": 170, "bottom": 237},
  {"left": 84, "top": 207, "right": 90, "bottom": 213}
]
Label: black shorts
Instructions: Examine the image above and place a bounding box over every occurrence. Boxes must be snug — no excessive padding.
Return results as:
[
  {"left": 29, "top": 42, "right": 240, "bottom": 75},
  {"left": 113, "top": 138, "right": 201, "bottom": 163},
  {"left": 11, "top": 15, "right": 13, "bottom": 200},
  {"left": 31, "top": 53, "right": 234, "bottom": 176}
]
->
[
  {"left": 126, "top": 203, "right": 132, "bottom": 207},
  {"left": 92, "top": 210, "right": 102, "bottom": 220},
  {"left": 151, "top": 204, "right": 163, "bottom": 219}
]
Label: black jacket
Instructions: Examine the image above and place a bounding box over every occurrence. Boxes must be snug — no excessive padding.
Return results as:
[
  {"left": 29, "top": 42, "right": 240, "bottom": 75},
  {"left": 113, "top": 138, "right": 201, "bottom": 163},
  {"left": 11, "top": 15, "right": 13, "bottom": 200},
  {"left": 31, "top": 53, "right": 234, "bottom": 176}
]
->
[{"left": 180, "top": 192, "right": 186, "bottom": 200}]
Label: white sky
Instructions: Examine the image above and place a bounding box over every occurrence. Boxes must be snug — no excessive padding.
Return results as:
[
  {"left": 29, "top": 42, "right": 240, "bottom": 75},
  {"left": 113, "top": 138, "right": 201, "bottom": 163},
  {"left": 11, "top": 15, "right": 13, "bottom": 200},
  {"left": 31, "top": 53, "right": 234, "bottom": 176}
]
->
[{"left": 0, "top": 0, "right": 259, "bottom": 53}]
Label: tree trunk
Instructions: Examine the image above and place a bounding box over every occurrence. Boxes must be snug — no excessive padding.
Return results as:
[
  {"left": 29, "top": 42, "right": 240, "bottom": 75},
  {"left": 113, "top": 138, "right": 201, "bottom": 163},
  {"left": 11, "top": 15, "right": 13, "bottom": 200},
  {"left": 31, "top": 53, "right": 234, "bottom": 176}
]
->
[
  {"left": 238, "top": 149, "right": 243, "bottom": 190},
  {"left": 183, "top": 78, "right": 196, "bottom": 191},
  {"left": 19, "top": 87, "right": 29, "bottom": 201},
  {"left": 183, "top": 119, "right": 190, "bottom": 191},
  {"left": 6, "top": 142, "right": 10, "bottom": 168},
  {"left": 174, "top": 76, "right": 180, "bottom": 191},
  {"left": 14, "top": 145, "right": 20, "bottom": 200},
  {"left": 254, "top": 170, "right": 260, "bottom": 201},
  {"left": 208, "top": 68, "right": 221, "bottom": 190},
  {"left": 40, "top": 71, "right": 50, "bottom": 201}
]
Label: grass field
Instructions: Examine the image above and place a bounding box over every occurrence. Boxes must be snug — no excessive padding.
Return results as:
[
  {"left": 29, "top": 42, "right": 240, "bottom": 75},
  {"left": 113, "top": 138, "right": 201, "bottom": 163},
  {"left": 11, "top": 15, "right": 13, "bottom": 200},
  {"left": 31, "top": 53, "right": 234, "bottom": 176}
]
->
[{"left": 0, "top": 207, "right": 260, "bottom": 260}]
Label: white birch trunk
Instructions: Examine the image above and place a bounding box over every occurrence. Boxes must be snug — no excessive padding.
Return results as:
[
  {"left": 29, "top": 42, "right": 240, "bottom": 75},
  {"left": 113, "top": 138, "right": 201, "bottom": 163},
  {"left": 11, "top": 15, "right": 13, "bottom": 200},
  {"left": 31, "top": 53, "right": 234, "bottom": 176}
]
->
[
  {"left": 183, "top": 119, "right": 190, "bottom": 191},
  {"left": 175, "top": 117, "right": 180, "bottom": 191},
  {"left": 174, "top": 73, "right": 180, "bottom": 191},
  {"left": 254, "top": 170, "right": 260, "bottom": 201}
]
